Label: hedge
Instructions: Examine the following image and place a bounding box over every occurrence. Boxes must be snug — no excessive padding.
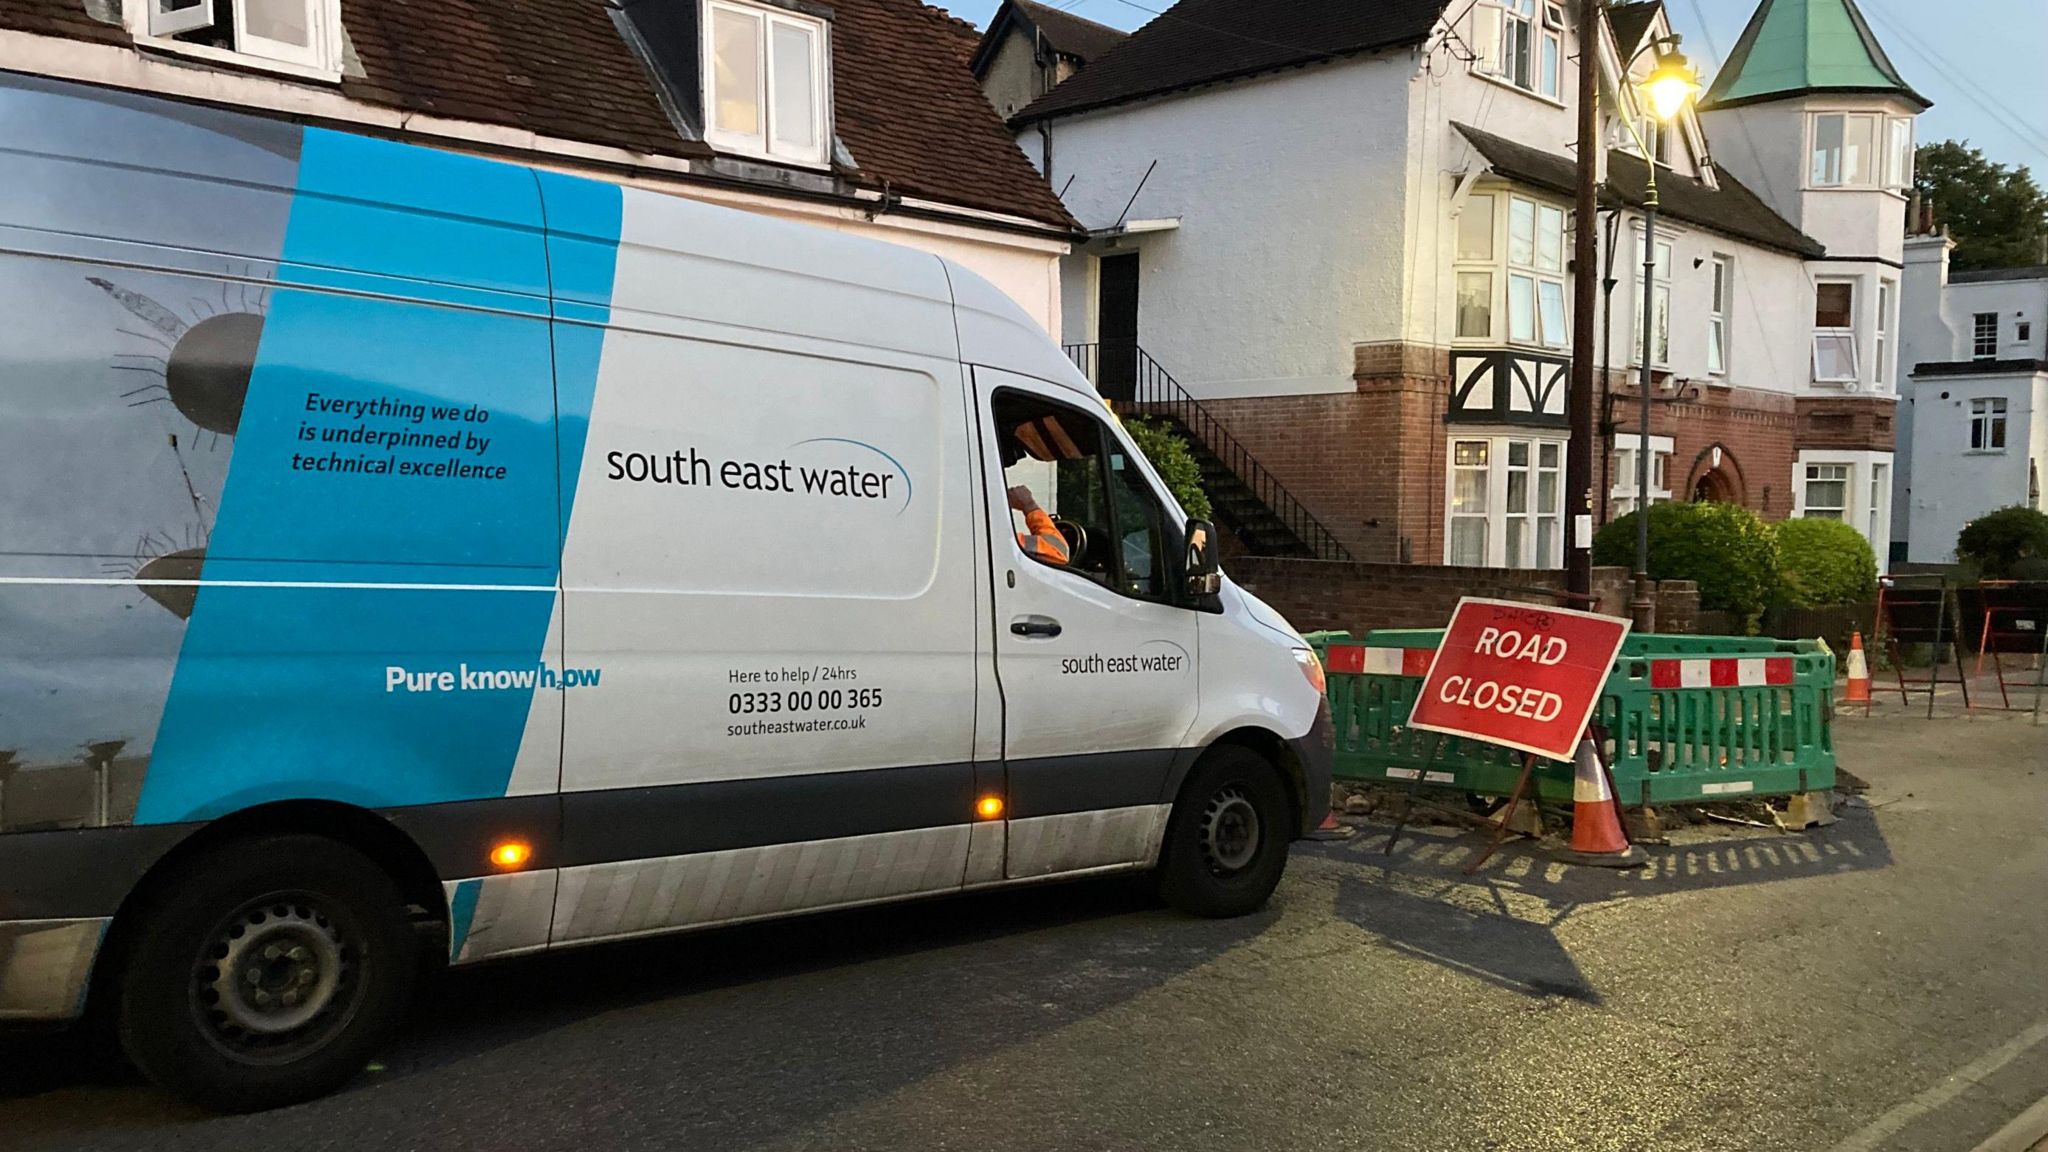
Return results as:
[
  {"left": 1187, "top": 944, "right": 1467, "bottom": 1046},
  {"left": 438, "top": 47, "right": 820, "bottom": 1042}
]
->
[
  {"left": 1593, "top": 502, "right": 1780, "bottom": 625},
  {"left": 1773, "top": 517, "right": 1878, "bottom": 607}
]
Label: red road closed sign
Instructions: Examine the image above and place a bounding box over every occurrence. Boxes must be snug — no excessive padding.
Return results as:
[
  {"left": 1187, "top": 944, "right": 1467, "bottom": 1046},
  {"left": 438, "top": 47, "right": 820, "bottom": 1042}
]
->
[{"left": 1405, "top": 598, "right": 1632, "bottom": 762}]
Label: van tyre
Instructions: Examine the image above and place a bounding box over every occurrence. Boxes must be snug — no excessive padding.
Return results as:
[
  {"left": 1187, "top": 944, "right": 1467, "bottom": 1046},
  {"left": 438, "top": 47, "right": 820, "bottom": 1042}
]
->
[
  {"left": 116, "top": 834, "right": 418, "bottom": 1113},
  {"left": 1156, "top": 747, "right": 1292, "bottom": 918}
]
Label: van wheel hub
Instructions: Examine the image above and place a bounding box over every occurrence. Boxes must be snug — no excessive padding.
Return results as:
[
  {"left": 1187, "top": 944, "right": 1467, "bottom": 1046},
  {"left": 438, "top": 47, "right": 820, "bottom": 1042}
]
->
[
  {"left": 1200, "top": 786, "right": 1261, "bottom": 875},
  {"left": 196, "top": 899, "right": 353, "bottom": 1055}
]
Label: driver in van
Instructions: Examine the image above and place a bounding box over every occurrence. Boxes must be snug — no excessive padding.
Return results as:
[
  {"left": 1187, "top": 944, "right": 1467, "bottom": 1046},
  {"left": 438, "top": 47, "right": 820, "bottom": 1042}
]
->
[{"left": 1001, "top": 415, "right": 1073, "bottom": 566}]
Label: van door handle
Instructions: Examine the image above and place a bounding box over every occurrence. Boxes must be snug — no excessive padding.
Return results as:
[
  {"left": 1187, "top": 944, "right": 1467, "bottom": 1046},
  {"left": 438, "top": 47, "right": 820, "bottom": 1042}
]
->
[{"left": 1010, "top": 616, "right": 1062, "bottom": 638}]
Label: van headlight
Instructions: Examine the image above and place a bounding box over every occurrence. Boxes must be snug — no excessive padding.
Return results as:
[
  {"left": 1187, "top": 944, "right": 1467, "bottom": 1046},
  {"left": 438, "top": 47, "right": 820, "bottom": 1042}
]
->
[{"left": 1292, "top": 647, "right": 1325, "bottom": 693}]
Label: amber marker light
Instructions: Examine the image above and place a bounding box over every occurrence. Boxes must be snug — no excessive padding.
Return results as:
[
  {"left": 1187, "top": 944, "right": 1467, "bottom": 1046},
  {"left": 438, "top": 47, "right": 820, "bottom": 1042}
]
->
[
  {"left": 490, "top": 840, "right": 533, "bottom": 870},
  {"left": 975, "top": 796, "right": 1006, "bottom": 820}
]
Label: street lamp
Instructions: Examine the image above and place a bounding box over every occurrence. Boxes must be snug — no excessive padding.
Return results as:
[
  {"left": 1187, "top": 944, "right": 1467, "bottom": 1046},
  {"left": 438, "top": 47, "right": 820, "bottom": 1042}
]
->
[{"left": 1624, "top": 38, "right": 1701, "bottom": 634}]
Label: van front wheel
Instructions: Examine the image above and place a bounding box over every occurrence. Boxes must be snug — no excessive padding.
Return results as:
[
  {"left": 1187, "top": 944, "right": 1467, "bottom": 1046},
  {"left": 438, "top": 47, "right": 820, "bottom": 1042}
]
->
[
  {"left": 116, "top": 834, "right": 419, "bottom": 1113},
  {"left": 1156, "top": 746, "right": 1292, "bottom": 918}
]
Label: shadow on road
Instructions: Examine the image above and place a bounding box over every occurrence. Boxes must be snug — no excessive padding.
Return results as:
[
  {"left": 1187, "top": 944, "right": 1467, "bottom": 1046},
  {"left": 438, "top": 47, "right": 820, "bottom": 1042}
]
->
[
  {"left": 1305, "top": 802, "right": 1895, "bottom": 1006},
  {"left": 0, "top": 873, "right": 1272, "bottom": 1150}
]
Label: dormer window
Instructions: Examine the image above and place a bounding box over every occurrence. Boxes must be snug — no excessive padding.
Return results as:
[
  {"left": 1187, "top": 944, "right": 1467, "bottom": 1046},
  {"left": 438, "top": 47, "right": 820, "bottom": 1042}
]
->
[
  {"left": 705, "top": 0, "right": 831, "bottom": 167},
  {"left": 136, "top": 0, "right": 340, "bottom": 78}
]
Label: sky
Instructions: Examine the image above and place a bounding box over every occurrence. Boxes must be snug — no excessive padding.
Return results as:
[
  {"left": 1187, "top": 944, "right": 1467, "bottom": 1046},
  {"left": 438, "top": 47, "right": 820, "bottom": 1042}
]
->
[{"left": 943, "top": 0, "right": 2048, "bottom": 175}]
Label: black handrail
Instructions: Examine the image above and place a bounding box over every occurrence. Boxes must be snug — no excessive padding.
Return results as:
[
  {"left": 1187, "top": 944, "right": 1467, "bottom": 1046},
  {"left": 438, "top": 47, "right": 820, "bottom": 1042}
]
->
[{"left": 1064, "top": 342, "right": 1354, "bottom": 562}]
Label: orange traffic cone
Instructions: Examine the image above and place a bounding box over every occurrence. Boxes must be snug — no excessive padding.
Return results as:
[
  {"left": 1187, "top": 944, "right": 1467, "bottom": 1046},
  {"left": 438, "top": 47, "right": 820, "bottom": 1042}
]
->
[
  {"left": 1845, "top": 630, "right": 1872, "bottom": 704},
  {"left": 1309, "top": 808, "right": 1354, "bottom": 841},
  {"left": 1557, "top": 735, "right": 1647, "bottom": 868}
]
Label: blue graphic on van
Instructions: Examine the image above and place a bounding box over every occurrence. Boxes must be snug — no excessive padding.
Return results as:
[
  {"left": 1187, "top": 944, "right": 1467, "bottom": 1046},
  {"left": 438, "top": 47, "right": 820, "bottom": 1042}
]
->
[{"left": 134, "top": 130, "right": 624, "bottom": 823}]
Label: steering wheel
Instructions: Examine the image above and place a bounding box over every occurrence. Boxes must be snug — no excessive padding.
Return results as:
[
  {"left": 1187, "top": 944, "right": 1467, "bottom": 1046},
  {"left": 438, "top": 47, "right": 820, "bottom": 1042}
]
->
[{"left": 1053, "top": 518, "right": 1088, "bottom": 562}]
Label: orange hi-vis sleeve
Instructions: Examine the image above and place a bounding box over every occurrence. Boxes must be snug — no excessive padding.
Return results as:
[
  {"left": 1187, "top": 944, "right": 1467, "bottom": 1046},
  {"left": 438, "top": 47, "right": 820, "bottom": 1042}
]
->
[{"left": 1018, "top": 507, "right": 1070, "bottom": 565}]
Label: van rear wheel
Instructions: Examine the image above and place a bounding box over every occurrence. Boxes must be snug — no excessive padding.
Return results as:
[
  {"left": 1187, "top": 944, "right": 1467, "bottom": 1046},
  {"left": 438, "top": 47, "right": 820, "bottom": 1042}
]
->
[
  {"left": 116, "top": 834, "right": 418, "bottom": 1113},
  {"left": 1156, "top": 746, "right": 1292, "bottom": 918}
]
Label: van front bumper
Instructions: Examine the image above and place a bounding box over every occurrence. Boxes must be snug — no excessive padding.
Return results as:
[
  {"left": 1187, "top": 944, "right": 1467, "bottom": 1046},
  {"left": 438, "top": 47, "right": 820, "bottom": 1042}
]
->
[
  {"left": 0, "top": 918, "right": 107, "bottom": 1021},
  {"left": 1291, "top": 700, "right": 1334, "bottom": 836}
]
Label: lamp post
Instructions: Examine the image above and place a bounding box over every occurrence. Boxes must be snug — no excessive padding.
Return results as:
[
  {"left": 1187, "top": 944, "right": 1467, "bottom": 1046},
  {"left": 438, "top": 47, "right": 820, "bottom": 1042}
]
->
[{"left": 1625, "top": 40, "right": 1702, "bottom": 634}]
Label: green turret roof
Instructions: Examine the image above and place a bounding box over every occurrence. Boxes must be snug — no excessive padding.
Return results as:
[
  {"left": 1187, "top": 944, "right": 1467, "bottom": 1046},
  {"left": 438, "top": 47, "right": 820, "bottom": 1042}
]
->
[{"left": 1699, "top": 0, "right": 1929, "bottom": 111}]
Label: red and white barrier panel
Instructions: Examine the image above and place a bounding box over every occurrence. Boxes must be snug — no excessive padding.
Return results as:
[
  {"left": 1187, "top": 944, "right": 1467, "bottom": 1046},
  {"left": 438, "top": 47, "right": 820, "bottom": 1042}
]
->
[
  {"left": 1648, "top": 657, "right": 1794, "bottom": 689},
  {"left": 1325, "top": 646, "right": 1433, "bottom": 677}
]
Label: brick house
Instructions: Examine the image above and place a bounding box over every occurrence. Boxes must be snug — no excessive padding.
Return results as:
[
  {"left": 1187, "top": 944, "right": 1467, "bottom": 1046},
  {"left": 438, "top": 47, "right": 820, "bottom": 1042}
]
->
[
  {"left": 993, "top": 0, "right": 1922, "bottom": 569},
  {"left": 0, "top": 0, "right": 1076, "bottom": 328}
]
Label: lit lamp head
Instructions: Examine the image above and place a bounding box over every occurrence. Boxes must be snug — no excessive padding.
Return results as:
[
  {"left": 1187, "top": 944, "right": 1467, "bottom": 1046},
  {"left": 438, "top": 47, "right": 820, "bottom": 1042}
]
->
[{"left": 1641, "top": 43, "right": 1702, "bottom": 123}]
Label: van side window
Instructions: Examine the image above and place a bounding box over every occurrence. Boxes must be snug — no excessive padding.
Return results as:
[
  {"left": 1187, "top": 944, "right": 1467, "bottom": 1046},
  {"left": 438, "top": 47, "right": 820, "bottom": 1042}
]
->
[{"left": 991, "top": 392, "right": 1172, "bottom": 602}]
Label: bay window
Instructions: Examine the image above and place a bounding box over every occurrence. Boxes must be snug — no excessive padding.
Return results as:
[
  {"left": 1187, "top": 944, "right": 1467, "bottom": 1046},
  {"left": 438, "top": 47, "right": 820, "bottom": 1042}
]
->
[
  {"left": 1971, "top": 398, "right": 2008, "bottom": 452},
  {"left": 1446, "top": 434, "right": 1566, "bottom": 569},
  {"left": 1803, "top": 463, "right": 1849, "bottom": 520},
  {"left": 1610, "top": 434, "right": 1673, "bottom": 518},
  {"left": 1634, "top": 234, "right": 1672, "bottom": 367},
  {"left": 705, "top": 0, "right": 832, "bottom": 165},
  {"left": 1811, "top": 112, "right": 1915, "bottom": 190},
  {"left": 1876, "top": 279, "right": 1894, "bottom": 386},
  {"left": 1812, "top": 280, "right": 1859, "bottom": 383},
  {"left": 1708, "top": 255, "right": 1732, "bottom": 376},
  {"left": 1452, "top": 192, "right": 1568, "bottom": 349}
]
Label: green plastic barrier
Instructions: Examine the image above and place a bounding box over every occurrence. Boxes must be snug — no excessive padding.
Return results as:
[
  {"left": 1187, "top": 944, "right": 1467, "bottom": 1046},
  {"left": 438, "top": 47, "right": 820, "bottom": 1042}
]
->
[{"left": 1308, "top": 629, "right": 1836, "bottom": 806}]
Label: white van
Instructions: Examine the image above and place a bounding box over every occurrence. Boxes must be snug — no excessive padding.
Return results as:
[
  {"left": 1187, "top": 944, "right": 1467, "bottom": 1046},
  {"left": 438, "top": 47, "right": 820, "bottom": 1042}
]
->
[{"left": 0, "top": 70, "right": 1332, "bottom": 1111}]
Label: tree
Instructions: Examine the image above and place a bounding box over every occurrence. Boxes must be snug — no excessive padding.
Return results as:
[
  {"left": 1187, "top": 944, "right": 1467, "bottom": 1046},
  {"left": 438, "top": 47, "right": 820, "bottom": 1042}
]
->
[
  {"left": 1916, "top": 141, "right": 2048, "bottom": 272},
  {"left": 1122, "top": 418, "right": 1212, "bottom": 520}
]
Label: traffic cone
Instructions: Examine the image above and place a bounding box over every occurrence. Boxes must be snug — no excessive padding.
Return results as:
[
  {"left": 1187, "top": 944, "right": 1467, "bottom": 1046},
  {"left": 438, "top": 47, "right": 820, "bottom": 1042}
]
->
[
  {"left": 1309, "top": 808, "right": 1354, "bottom": 841},
  {"left": 1845, "top": 630, "right": 1872, "bottom": 704},
  {"left": 1556, "top": 736, "right": 1647, "bottom": 868}
]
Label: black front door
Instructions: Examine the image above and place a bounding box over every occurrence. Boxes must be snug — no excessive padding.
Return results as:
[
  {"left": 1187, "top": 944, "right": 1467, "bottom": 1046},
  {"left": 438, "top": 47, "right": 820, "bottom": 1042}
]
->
[{"left": 1097, "top": 252, "right": 1139, "bottom": 402}]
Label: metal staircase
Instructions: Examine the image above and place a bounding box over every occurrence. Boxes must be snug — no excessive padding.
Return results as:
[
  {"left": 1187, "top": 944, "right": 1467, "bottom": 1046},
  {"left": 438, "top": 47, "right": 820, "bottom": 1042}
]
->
[{"left": 1063, "top": 343, "right": 1353, "bottom": 562}]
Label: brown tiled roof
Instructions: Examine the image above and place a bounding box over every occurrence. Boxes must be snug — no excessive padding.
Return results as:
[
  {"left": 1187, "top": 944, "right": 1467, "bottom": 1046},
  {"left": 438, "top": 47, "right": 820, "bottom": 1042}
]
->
[
  {"left": 830, "top": 0, "right": 1074, "bottom": 225},
  {"left": 1012, "top": 0, "right": 1129, "bottom": 64},
  {"left": 0, "top": 0, "right": 1075, "bottom": 230},
  {"left": 1014, "top": 0, "right": 1451, "bottom": 123},
  {"left": 1453, "top": 122, "right": 1824, "bottom": 257},
  {"left": 337, "top": 0, "right": 693, "bottom": 160}
]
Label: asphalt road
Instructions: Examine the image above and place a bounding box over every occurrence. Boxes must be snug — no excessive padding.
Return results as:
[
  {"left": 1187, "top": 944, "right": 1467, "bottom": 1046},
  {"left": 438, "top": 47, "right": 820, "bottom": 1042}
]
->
[{"left": 6, "top": 710, "right": 2048, "bottom": 1152}]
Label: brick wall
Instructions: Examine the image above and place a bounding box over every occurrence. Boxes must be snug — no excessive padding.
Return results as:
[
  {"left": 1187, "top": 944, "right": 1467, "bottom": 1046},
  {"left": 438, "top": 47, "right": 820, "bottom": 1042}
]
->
[
  {"left": 1603, "top": 379, "right": 1799, "bottom": 520},
  {"left": 1794, "top": 395, "right": 1898, "bottom": 453},
  {"left": 1228, "top": 558, "right": 1645, "bottom": 636}
]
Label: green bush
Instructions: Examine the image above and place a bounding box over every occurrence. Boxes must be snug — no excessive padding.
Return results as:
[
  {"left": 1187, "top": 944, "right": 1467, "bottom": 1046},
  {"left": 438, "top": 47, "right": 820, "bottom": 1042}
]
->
[
  {"left": 1123, "top": 418, "right": 1212, "bottom": 521},
  {"left": 1956, "top": 506, "right": 2048, "bottom": 578},
  {"left": 1772, "top": 517, "right": 1878, "bottom": 606},
  {"left": 1593, "top": 501, "right": 1780, "bottom": 625}
]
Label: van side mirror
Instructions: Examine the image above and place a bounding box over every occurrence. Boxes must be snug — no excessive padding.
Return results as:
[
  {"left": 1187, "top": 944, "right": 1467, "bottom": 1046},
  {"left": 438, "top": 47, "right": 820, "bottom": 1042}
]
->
[{"left": 1184, "top": 518, "right": 1222, "bottom": 597}]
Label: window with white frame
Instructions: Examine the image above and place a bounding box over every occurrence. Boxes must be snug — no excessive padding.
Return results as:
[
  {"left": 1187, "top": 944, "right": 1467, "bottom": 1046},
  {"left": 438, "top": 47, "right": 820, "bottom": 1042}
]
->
[
  {"left": 1708, "top": 255, "right": 1732, "bottom": 376},
  {"left": 1446, "top": 435, "right": 1565, "bottom": 568},
  {"left": 1875, "top": 279, "right": 1894, "bottom": 386},
  {"left": 1454, "top": 195, "right": 1496, "bottom": 339},
  {"left": 1609, "top": 434, "right": 1673, "bottom": 518},
  {"left": 1812, "top": 280, "right": 1859, "bottom": 383},
  {"left": 1810, "top": 112, "right": 1914, "bottom": 189},
  {"left": 1868, "top": 463, "right": 1889, "bottom": 540},
  {"left": 1454, "top": 192, "right": 1568, "bottom": 348},
  {"left": 1885, "top": 117, "right": 1914, "bottom": 188},
  {"left": 1634, "top": 234, "right": 1673, "bottom": 367},
  {"left": 1971, "top": 397, "right": 2009, "bottom": 451},
  {"left": 134, "top": 0, "right": 338, "bottom": 74},
  {"left": 1974, "top": 312, "right": 1999, "bottom": 359},
  {"left": 1803, "top": 463, "right": 1850, "bottom": 520},
  {"left": 705, "top": 0, "right": 831, "bottom": 166},
  {"left": 1473, "top": 0, "right": 1562, "bottom": 100},
  {"left": 1511, "top": 197, "right": 1568, "bottom": 348}
]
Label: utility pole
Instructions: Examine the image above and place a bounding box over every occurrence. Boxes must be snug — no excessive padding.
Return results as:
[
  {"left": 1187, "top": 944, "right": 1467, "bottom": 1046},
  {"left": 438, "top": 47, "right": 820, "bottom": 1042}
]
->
[{"left": 1566, "top": 0, "right": 1601, "bottom": 600}]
